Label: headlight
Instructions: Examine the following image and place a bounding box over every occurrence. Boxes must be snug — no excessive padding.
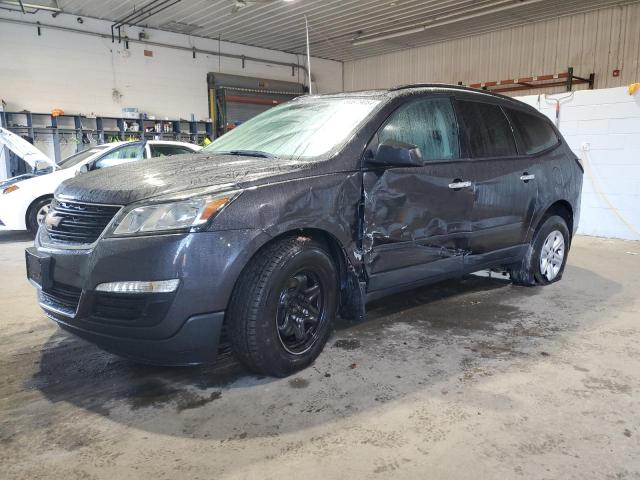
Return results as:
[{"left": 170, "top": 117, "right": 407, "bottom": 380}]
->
[
  {"left": 2, "top": 185, "right": 19, "bottom": 194},
  {"left": 112, "top": 192, "right": 236, "bottom": 236}
]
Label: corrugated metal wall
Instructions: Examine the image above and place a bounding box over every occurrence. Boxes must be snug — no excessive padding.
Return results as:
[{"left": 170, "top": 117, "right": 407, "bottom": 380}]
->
[{"left": 343, "top": 3, "right": 640, "bottom": 95}]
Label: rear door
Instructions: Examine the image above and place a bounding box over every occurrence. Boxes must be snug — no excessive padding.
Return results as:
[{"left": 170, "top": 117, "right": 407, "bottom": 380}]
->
[
  {"left": 453, "top": 98, "right": 538, "bottom": 264},
  {"left": 362, "top": 95, "right": 474, "bottom": 292},
  {"left": 503, "top": 107, "right": 564, "bottom": 234}
]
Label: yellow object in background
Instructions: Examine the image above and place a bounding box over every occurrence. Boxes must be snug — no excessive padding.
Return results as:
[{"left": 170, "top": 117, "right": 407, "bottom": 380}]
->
[{"left": 629, "top": 83, "right": 640, "bottom": 95}]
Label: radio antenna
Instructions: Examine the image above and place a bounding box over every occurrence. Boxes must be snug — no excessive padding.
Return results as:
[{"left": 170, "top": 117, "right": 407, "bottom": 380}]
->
[{"left": 304, "top": 15, "right": 312, "bottom": 94}]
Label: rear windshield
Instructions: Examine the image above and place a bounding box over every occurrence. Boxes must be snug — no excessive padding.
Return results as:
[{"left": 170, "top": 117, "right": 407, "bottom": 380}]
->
[{"left": 203, "top": 97, "right": 381, "bottom": 160}]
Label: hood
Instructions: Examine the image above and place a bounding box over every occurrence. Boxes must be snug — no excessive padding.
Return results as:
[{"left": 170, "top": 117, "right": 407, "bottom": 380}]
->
[
  {"left": 0, "top": 168, "right": 71, "bottom": 195},
  {"left": 56, "top": 153, "right": 320, "bottom": 205},
  {"left": 0, "top": 127, "right": 56, "bottom": 170},
  {"left": 0, "top": 172, "right": 39, "bottom": 190}
]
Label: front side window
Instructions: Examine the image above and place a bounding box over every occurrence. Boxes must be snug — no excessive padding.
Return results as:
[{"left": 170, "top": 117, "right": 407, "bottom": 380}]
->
[
  {"left": 94, "top": 144, "right": 144, "bottom": 170},
  {"left": 506, "top": 109, "right": 559, "bottom": 154},
  {"left": 203, "top": 97, "right": 381, "bottom": 160},
  {"left": 58, "top": 147, "right": 107, "bottom": 169},
  {"left": 150, "top": 144, "right": 195, "bottom": 157},
  {"left": 378, "top": 97, "right": 459, "bottom": 161},
  {"left": 456, "top": 100, "right": 517, "bottom": 158}
]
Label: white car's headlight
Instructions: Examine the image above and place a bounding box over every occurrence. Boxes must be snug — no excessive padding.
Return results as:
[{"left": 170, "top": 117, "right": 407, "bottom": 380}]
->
[{"left": 112, "top": 192, "right": 237, "bottom": 236}]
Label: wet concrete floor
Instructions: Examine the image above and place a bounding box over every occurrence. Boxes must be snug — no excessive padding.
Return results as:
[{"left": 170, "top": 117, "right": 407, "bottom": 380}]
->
[{"left": 1, "top": 231, "right": 639, "bottom": 479}]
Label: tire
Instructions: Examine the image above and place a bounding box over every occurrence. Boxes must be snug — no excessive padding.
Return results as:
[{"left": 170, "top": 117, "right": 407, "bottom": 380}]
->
[
  {"left": 228, "top": 236, "right": 339, "bottom": 377},
  {"left": 510, "top": 215, "right": 570, "bottom": 286},
  {"left": 27, "top": 197, "right": 53, "bottom": 235}
]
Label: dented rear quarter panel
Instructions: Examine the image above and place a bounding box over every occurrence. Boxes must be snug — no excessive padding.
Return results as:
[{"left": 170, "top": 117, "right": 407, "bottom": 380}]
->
[{"left": 525, "top": 136, "right": 583, "bottom": 242}]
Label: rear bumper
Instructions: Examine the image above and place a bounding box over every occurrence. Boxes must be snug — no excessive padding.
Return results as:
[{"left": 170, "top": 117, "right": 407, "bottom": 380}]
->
[{"left": 51, "top": 310, "right": 225, "bottom": 366}]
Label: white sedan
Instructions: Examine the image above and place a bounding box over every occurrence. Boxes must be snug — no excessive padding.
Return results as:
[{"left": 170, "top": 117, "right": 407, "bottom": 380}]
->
[{"left": 0, "top": 138, "right": 201, "bottom": 233}]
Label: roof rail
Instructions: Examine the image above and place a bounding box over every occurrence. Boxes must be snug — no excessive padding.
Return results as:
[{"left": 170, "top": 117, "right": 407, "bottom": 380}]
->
[{"left": 389, "top": 83, "right": 516, "bottom": 101}]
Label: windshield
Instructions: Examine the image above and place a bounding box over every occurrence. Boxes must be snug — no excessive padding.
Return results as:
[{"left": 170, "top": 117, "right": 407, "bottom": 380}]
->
[
  {"left": 57, "top": 147, "right": 107, "bottom": 169},
  {"left": 203, "top": 97, "right": 381, "bottom": 160}
]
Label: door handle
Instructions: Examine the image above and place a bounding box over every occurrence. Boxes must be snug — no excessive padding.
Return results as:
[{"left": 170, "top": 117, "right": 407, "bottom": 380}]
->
[
  {"left": 448, "top": 180, "right": 472, "bottom": 190},
  {"left": 520, "top": 173, "right": 535, "bottom": 182}
]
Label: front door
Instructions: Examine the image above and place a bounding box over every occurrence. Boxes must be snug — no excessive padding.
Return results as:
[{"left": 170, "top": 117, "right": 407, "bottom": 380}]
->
[{"left": 362, "top": 95, "right": 474, "bottom": 293}]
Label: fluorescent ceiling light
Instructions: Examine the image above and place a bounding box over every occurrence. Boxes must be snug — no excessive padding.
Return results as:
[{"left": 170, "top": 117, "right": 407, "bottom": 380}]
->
[
  {"left": 352, "top": 0, "right": 546, "bottom": 46},
  {"left": 160, "top": 21, "right": 201, "bottom": 34},
  {"left": 353, "top": 26, "right": 425, "bottom": 46},
  {"left": 0, "top": 0, "right": 61, "bottom": 12}
]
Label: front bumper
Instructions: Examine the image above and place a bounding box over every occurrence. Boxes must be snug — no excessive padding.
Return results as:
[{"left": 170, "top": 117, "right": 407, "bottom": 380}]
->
[
  {"left": 53, "top": 311, "right": 225, "bottom": 366},
  {"left": 31, "top": 228, "right": 268, "bottom": 365},
  {"left": 0, "top": 193, "right": 27, "bottom": 230}
]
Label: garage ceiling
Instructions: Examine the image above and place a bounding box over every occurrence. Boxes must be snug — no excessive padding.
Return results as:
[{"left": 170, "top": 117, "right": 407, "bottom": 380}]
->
[{"left": 33, "top": 0, "right": 640, "bottom": 61}]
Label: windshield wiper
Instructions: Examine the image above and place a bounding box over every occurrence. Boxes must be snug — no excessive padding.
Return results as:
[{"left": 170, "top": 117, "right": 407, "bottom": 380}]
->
[{"left": 224, "top": 150, "right": 275, "bottom": 159}]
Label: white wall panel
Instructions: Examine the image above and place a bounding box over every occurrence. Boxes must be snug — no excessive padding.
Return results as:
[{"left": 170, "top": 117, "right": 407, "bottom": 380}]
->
[
  {"left": 516, "top": 87, "right": 640, "bottom": 241},
  {"left": 344, "top": 3, "right": 640, "bottom": 95},
  {"left": 0, "top": 10, "right": 342, "bottom": 120}
]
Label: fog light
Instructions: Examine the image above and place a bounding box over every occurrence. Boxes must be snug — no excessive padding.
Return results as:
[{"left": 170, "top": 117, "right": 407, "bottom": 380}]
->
[{"left": 95, "top": 279, "right": 180, "bottom": 294}]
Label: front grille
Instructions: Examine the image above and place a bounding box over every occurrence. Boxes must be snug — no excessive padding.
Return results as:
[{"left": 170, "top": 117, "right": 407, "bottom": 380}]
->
[
  {"left": 45, "top": 199, "right": 121, "bottom": 244},
  {"left": 40, "top": 282, "right": 82, "bottom": 316}
]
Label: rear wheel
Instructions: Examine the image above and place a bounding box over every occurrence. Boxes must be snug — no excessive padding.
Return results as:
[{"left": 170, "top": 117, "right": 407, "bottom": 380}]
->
[
  {"left": 228, "top": 236, "right": 338, "bottom": 377},
  {"left": 27, "top": 197, "right": 53, "bottom": 235},
  {"left": 510, "top": 215, "right": 570, "bottom": 286}
]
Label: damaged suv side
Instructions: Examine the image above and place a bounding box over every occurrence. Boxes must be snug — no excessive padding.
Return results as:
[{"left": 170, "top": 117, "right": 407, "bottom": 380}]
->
[{"left": 27, "top": 85, "right": 582, "bottom": 377}]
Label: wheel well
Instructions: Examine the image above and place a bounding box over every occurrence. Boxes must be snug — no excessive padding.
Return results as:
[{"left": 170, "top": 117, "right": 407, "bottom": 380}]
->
[
  {"left": 25, "top": 194, "right": 54, "bottom": 225},
  {"left": 247, "top": 228, "right": 363, "bottom": 320},
  {"left": 540, "top": 200, "right": 574, "bottom": 238},
  {"left": 266, "top": 228, "right": 351, "bottom": 284}
]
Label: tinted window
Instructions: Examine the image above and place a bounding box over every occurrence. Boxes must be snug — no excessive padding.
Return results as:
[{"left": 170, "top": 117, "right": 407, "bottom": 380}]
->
[
  {"left": 378, "top": 97, "right": 459, "bottom": 161},
  {"left": 456, "top": 100, "right": 517, "bottom": 158},
  {"left": 58, "top": 147, "right": 108, "bottom": 169},
  {"left": 507, "top": 109, "right": 559, "bottom": 154},
  {"left": 150, "top": 144, "right": 195, "bottom": 157},
  {"left": 94, "top": 144, "right": 143, "bottom": 170}
]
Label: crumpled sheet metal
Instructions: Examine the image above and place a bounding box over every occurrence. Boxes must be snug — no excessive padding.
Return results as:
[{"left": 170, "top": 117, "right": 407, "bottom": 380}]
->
[
  {"left": 214, "top": 170, "right": 364, "bottom": 270},
  {"left": 361, "top": 165, "right": 472, "bottom": 275}
]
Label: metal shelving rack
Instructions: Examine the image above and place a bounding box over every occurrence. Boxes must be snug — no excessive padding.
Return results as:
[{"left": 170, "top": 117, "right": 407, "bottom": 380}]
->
[
  {"left": 0, "top": 111, "right": 213, "bottom": 163},
  {"left": 459, "top": 67, "right": 595, "bottom": 94}
]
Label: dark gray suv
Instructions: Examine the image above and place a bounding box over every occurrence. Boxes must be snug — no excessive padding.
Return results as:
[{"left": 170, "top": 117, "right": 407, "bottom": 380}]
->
[{"left": 26, "top": 85, "right": 583, "bottom": 377}]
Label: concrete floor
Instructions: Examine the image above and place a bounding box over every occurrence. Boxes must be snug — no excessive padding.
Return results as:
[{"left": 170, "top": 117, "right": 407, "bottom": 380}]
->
[{"left": 1, "top": 231, "right": 639, "bottom": 479}]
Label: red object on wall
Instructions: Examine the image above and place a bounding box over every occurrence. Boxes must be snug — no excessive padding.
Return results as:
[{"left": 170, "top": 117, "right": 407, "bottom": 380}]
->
[{"left": 613, "top": 69, "right": 621, "bottom": 77}]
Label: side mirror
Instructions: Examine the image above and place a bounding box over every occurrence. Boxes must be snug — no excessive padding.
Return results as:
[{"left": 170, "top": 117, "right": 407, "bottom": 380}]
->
[
  {"left": 367, "top": 140, "right": 423, "bottom": 167},
  {"left": 76, "top": 163, "right": 90, "bottom": 175}
]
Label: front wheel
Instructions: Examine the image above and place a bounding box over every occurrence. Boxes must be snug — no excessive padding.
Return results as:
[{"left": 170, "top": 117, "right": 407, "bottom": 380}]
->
[
  {"left": 228, "top": 236, "right": 338, "bottom": 377},
  {"left": 510, "top": 215, "right": 570, "bottom": 286}
]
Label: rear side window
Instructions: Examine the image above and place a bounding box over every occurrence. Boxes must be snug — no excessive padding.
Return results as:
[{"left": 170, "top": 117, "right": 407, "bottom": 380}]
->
[
  {"left": 456, "top": 100, "right": 517, "bottom": 158},
  {"left": 506, "top": 109, "right": 559, "bottom": 154},
  {"left": 94, "top": 144, "right": 143, "bottom": 170},
  {"left": 378, "top": 97, "right": 459, "bottom": 161}
]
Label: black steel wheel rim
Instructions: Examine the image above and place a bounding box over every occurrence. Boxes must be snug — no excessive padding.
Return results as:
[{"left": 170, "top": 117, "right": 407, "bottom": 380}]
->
[{"left": 276, "top": 270, "right": 326, "bottom": 355}]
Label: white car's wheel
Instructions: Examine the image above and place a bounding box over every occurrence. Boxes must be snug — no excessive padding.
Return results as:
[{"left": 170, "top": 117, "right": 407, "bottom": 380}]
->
[{"left": 27, "top": 197, "right": 53, "bottom": 234}]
